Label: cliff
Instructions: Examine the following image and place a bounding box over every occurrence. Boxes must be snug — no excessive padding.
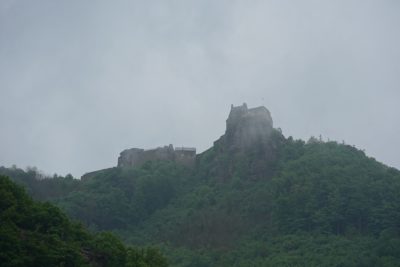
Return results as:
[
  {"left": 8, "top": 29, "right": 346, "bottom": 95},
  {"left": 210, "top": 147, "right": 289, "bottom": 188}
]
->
[
  {"left": 225, "top": 103, "right": 274, "bottom": 150},
  {"left": 214, "top": 103, "right": 276, "bottom": 152},
  {"left": 203, "top": 103, "right": 284, "bottom": 181}
]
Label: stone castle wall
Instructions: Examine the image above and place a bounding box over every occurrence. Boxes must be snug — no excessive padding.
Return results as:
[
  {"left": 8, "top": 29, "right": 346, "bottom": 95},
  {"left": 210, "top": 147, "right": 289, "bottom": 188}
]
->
[{"left": 118, "top": 145, "right": 196, "bottom": 168}]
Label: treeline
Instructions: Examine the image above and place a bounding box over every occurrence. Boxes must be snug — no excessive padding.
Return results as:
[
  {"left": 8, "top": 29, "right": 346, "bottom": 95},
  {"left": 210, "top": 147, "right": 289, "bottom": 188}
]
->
[
  {"left": 2, "top": 135, "right": 400, "bottom": 266},
  {"left": 0, "top": 166, "right": 79, "bottom": 201}
]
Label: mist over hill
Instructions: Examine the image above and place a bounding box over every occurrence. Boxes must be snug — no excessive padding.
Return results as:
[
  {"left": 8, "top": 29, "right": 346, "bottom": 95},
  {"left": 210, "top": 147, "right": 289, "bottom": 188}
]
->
[
  {"left": 2, "top": 104, "right": 400, "bottom": 267},
  {"left": 2, "top": 1, "right": 400, "bottom": 266},
  {"left": 2, "top": 1, "right": 400, "bottom": 177}
]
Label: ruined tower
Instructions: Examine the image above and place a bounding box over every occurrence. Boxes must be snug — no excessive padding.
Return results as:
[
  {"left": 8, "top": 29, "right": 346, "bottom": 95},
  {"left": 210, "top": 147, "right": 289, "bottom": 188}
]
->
[{"left": 224, "top": 103, "right": 274, "bottom": 151}]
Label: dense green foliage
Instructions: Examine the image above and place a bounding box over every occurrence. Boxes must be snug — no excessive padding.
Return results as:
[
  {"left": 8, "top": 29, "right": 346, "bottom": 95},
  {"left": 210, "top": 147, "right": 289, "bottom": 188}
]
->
[
  {"left": 0, "top": 175, "right": 168, "bottom": 267},
  {"left": 57, "top": 162, "right": 192, "bottom": 231},
  {"left": 0, "top": 166, "right": 79, "bottom": 201},
  {"left": 3, "top": 133, "right": 400, "bottom": 266}
]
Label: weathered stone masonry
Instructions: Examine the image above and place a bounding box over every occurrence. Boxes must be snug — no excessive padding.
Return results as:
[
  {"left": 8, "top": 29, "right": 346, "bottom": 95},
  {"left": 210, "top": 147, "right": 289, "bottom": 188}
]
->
[{"left": 117, "top": 144, "right": 196, "bottom": 168}]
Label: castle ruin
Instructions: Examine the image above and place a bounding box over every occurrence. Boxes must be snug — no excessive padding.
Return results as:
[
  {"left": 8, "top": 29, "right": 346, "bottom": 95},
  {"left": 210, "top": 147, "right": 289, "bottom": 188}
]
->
[
  {"left": 117, "top": 144, "right": 196, "bottom": 168},
  {"left": 81, "top": 103, "right": 276, "bottom": 180},
  {"left": 222, "top": 103, "right": 274, "bottom": 150}
]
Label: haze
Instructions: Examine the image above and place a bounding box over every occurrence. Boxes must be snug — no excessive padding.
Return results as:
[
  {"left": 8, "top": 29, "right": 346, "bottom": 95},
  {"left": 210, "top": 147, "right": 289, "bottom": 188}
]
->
[{"left": 1, "top": 0, "right": 399, "bottom": 177}]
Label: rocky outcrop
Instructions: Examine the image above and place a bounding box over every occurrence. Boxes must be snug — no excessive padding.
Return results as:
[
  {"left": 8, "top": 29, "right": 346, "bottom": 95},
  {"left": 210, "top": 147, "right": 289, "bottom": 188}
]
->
[
  {"left": 218, "top": 103, "right": 274, "bottom": 151},
  {"left": 118, "top": 145, "right": 196, "bottom": 168},
  {"left": 83, "top": 103, "right": 280, "bottom": 180},
  {"left": 208, "top": 103, "right": 283, "bottom": 181}
]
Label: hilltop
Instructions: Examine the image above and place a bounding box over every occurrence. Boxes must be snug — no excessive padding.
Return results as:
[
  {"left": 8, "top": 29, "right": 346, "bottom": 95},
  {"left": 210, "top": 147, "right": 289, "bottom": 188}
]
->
[{"left": 2, "top": 104, "right": 400, "bottom": 267}]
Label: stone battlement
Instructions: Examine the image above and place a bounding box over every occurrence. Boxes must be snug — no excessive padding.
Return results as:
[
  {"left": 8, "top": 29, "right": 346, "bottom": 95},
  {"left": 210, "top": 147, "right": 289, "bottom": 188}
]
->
[{"left": 117, "top": 144, "right": 196, "bottom": 168}]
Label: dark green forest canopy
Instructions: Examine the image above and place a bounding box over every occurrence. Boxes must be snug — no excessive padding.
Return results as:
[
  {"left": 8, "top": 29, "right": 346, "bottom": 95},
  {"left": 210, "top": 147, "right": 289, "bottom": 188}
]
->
[
  {"left": 2, "top": 134, "right": 400, "bottom": 266},
  {"left": 0, "top": 175, "right": 168, "bottom": 267}
]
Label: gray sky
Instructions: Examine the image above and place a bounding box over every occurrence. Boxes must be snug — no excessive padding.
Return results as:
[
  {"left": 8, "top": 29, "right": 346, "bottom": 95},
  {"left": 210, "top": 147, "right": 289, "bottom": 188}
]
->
[{"left": 1, "top": 0, "right": 399, "bottom": 177}]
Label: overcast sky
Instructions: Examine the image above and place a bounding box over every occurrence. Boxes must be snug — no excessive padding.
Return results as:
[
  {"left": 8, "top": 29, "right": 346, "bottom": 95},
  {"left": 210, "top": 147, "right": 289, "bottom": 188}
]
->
[{"left": 1, "top": 0, "right": 399, "bottom": 177}]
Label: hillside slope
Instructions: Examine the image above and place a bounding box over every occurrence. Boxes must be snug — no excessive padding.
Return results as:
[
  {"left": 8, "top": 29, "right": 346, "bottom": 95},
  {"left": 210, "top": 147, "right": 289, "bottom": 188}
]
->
[
  {"left": 0, "top": 175, "right": 168, "bottom": 267},
  {"left": 3, "top": 104, "right": 400, "bottom": 266}
]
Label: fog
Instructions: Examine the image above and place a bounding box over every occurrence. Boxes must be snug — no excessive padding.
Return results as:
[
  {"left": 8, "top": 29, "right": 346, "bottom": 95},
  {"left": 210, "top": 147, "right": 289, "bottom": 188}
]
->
[{"left": 1, "top": 0, "right": 399, "bottom": 177}]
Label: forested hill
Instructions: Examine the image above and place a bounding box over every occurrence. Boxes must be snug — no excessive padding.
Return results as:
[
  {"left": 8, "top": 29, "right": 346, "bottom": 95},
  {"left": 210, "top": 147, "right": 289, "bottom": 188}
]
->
[
  {"left": 2, "top": 104, "right": 400, "bottom": 266},
  {"left": 0, "top": 175, "right": 168, "bottom": 267}
]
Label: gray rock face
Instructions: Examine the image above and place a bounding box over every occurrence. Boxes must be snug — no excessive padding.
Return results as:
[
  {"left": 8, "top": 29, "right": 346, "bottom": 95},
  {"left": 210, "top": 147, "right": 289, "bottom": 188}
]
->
[
  {"left": 224, "top": 103, "right": 274, "bottom": 150},
  {"left": 208, "top": 103, "right": 282, "bottom": 181},
  {"left": 117, "top": 145, "right": 196, "bottom": 168}
]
